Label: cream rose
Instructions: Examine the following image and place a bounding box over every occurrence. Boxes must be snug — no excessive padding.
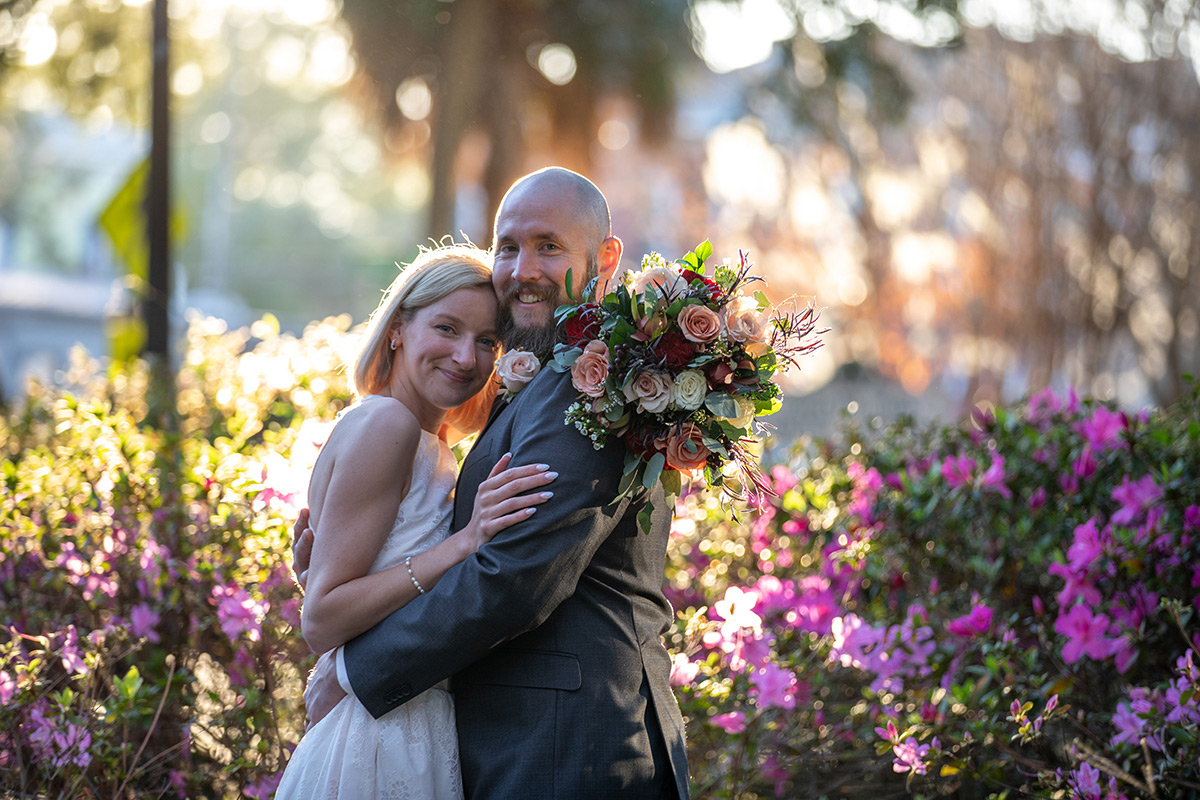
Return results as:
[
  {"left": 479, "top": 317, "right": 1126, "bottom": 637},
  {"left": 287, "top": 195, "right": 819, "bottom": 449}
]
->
[
  {"left": 630, "top": 265, "right": 686, "bottom": 298},
  {"left": 664, "top": 423, "right": 710, "bottom": 472},
  {"left": 669, "top": 369, "right": 707, "bottom": 411},
  {"left": 721, "top": 294, "right": 770, "bottom": 343},
  {"left": 678, "top": 303, "right": 722, "bottom": 344},
  {"left": 720, "top": 395, "right": 756, "bottom": 430},
  {"left": 496, "top": 349, "right": 541, "bottom": 393},
  {"left": 622, "top": 369, "right": 673, "bottom": 414},
  {"left": 570, "top": 340, "right": 610, "bottom": 398}
]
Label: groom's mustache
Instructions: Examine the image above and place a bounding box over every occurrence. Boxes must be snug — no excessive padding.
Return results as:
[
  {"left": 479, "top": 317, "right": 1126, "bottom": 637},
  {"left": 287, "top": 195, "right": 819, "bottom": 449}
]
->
[{"left": 499, "top": 281, "right": 564, "bottom": 313}]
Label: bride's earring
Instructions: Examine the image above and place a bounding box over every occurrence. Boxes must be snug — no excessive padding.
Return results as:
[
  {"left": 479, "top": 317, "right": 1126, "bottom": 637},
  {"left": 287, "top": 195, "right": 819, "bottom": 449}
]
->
[{"left": 389, "top": 338, "right": 398, "bottom": 351}]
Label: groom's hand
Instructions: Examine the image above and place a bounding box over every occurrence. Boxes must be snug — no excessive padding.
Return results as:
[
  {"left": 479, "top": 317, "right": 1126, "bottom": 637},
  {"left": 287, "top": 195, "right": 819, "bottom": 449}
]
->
[
  {"left": 290, "top": 508, "right": 314, "bottom": 591},
  {"left": 304, "top": 650, "right": 347, "bottom": 730}
]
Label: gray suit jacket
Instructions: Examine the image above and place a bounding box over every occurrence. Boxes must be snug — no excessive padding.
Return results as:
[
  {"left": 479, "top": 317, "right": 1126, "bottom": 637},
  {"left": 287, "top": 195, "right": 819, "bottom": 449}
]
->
[{"left": 343, "top": 367, "right": 690, "bottom": 799}]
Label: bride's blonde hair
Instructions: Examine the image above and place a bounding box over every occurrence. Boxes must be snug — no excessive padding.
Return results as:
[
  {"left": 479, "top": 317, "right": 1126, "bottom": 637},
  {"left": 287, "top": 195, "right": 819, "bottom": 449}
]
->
[{"left": 351, "top": 244, "right": 499, "bottom": 435}]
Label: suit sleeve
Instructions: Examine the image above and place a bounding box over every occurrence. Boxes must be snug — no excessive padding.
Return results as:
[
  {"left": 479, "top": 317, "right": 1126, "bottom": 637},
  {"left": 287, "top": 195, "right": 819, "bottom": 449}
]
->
[{"left": 342, "top": 371, "right": 636, "bottom": 719}]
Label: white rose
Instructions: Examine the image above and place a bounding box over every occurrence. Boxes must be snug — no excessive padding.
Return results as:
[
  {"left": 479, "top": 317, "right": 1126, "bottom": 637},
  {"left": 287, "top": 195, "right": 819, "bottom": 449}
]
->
[
  {"left": 630, "top": 265, "right": 686, "bottom": 299},
  {"left": 496, "top": 349, "right": 541, "bottom": 393},
  {"left": 670, "top": 369, "right": 707, "bottom": 411}
]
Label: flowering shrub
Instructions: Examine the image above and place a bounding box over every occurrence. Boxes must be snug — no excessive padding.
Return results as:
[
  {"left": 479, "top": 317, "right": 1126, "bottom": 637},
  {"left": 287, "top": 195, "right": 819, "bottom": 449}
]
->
[
  {"left": 0, "top": 316, "right": 355, "bottom": 797},
  {"left": 3, "top": 312, "right": 1196, "bottom": 798},
  {"left": 667, "top": 381, "right": 1200, "bottom": 798}
]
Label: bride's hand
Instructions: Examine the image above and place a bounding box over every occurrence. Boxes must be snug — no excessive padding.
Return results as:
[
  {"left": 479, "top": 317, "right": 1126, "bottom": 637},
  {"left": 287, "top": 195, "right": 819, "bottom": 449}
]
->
[
  {"left": 290, "top": 508, "right": 314, "bottom": 591},
  {"left": 303, "top": 650, "right": 347, "bottom": 731},
  {"left": 459, "top": 453, "right": 556, "bottom": 554}
]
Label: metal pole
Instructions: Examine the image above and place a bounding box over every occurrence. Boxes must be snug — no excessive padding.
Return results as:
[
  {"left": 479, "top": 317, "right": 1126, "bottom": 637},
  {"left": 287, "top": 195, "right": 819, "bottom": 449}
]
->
[{"left": 146, "top": 0, "right": 170, "bottom": 359}]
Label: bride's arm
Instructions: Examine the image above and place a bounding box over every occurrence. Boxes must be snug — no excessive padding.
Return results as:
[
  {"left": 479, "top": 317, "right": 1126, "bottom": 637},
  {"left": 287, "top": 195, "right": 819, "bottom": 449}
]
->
[{"left": 301, "top": 409, "right": 555, "bottom": 655}]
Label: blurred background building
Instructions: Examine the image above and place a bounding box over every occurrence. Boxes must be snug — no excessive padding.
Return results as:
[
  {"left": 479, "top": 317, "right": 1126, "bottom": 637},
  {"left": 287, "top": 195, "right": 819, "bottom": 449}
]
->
[{"left": 1, "top": 0, "right": 1197, "bottom": 434}]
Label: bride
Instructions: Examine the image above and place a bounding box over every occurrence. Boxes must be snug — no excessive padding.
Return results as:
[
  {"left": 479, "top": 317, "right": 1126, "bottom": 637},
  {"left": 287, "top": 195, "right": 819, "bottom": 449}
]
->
[{"left": 275, "top": 244, "right": 555, "bottom": 799}]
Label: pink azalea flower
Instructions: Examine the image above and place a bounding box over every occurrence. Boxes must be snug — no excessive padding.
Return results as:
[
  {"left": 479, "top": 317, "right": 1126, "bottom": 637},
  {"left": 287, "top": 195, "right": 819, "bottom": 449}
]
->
[
  {"left": 770, "top": 464, "right": 798, "bottom": 494},
  {"left": 243, "top": 771, "right": 282, "bottom": 800},
  {"left": 892, "top": 737, "right": 929, "bottom": 775},
  {"left": 750, "top": 663, "right": 799, "bottom": 709},
  {"left": 1110, "top": 634, "right": 1139, "bottom": 674},
  {"left": 669, "top": 653, "right": 701, "bottom": 687},
  {"left": 130, "top": 603, "right": 161, "bottom": 643},
  {"left": 875, "top": 719, "right": 900, "bottom": 743},
  {"left": 1072, "top": 447, "right": 1097, "bottom": 480},
  {"left": 940, "top": 455, "right": 976, "bottom": 489},
  {"left": 0, "top": 670, "right": 14, "bottom": 706},
  {"left": 753, "top": 575, "right": 796, "bottom": 617},
  {"left": 59, "top": 626, "right": 87, "bottom": 676},
  {"left": 1048, "top": 562, "right": 1101, "bottom": 608},
  {"left": 1054, "top": 605, "right": 1114, "bottom": 663},
  {"left": 1165, "top": 676, "right": 1200, "bottom": 725},
  {"left": 947, "top": 604, "right": 993, "bottom": 637},
  {"left": 1076, "top": 406, "right": 1127, "bottom": 451},
  {"left": 1185, "top": 505, "right": 1200, "bottom": 531},
  {"left": 711, "top": 711, "right": 747, "bottom": 734},
  {"left": 1027, "top": 386, "right": 1063, "bottom": 421},
  {"left": 788, "top": 575, "right": 837, "bottom": 636},
  {"left": 979, "top": 455, "right": 1012, "bottom": 498},
  {"left": 1110, "top": 474, "right": 1162, "bottom": 527},
  {"left": 212, "top": 585, "right": 268, "bottom": 643},
  {"left": 50, "top": 722, "right": 91, "bottom": 769},
  {"left": 1066, "top": 518, "right": 1105, "bottom": 573},
  {"left": 830, "top": 614, "right": 885, "bottom": 671},
  {"left": 1071, "top": 761, "right": 1103, "bottom": 799}
]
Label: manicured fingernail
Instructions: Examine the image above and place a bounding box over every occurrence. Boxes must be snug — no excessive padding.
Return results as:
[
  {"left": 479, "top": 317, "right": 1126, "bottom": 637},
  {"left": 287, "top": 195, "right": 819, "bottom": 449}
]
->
[
  {"left": 503, "top": 452, "right": 513, "bottom": 459},
  {"left": 544, "top": 472, "right": 558, "bottom": 480},
  {"left": 540, "top": 491, "right": 554, "bottom": 499},
  {"left": 525, "top": 507, "right": 537, "bottom": 514},
  {"left": 537, "top": 463, "right": 550, "bottom": 471}
]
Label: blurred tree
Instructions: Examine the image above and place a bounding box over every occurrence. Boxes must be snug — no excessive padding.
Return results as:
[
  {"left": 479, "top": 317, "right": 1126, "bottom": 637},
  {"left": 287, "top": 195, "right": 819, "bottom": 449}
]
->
[
  {"left": 943, "top": 25, "right": 1200, "bottom": 405},
  {"left": 335, "top": 0, "right": 696, "bottom": 239},
  {"left": 700, "top": 0, "right": 1199, "bottom": 407}
]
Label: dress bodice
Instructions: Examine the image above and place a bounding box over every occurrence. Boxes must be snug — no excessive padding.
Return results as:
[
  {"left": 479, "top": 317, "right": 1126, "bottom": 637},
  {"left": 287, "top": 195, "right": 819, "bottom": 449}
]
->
[{"left": 357, "top": 395, "right": 459, "bottom": 575}]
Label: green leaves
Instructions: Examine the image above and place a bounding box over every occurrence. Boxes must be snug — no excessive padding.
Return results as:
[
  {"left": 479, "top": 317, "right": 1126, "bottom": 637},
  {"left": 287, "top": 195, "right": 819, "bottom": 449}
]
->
[{"left": 678, "top": 240, "right": 713, "bottom": 273}]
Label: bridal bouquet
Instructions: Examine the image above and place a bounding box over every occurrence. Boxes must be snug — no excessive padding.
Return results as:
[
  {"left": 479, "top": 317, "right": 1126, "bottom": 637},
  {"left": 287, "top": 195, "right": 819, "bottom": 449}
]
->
[{"left": 545, "top": 241, "right": 825, "bottom": 531}]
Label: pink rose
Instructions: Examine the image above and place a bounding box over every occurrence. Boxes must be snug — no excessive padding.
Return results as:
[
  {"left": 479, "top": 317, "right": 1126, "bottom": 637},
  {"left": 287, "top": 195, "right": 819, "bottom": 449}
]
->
[
  {"left": 622, "top": 369, "right": 673, "bottom": 413},
  {"left": 678, "top": 303, "right": 722, "bottom": 344},
  {"left": 721, "top": 294, "right": 770, "bottom": 343},
  {"left": 571, "top": 340, "right": 610, "bottom": 398},
  {"left": 664, "top": 422, "right": 710, "bottom": 471},
  {"left": 496, "top": 349, "right": 541, "bottom": 393}
]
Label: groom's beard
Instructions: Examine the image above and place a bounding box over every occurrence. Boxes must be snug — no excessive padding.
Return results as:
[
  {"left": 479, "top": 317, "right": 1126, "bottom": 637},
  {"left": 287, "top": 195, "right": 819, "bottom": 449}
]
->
[
  {"left": 497, "top": 304, "right": 558, "bottom": 361},
  {"left": 498, "top": 258, "right": 598, "bottom": 360}
]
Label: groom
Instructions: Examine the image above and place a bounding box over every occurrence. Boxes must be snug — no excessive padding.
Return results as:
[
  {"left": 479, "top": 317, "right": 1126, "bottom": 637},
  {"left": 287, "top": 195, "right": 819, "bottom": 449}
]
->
[{"left": 301, "top": 167, "right": 690, "bottom": 799}]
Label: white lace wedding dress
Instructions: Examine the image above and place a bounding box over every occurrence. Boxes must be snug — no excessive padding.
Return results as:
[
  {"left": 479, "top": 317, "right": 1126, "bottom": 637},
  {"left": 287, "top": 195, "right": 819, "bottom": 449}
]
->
[{"left": 276, "top": 409, "right": 464, "bottom": 800}]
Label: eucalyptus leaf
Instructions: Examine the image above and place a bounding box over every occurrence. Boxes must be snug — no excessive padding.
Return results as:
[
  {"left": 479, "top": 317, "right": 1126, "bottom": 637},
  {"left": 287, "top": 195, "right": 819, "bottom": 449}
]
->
[
  {"left": 644, "top": 452, "right": 666, "bottom": 490},
  {"left": 704, "top": 393, "right": 739, "bottom": 419}
]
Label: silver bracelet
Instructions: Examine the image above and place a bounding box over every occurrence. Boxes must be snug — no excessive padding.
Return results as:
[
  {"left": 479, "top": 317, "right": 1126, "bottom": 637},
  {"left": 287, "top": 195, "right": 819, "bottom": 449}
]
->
[{"left": 404, "top": 556, "right": 425, "bottom": 595}]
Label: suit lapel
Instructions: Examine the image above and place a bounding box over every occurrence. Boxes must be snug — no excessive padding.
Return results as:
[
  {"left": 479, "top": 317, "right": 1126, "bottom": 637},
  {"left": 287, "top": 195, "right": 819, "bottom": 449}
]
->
[{"left": 480, "top": 392, "right": 510, "bottom": 439}]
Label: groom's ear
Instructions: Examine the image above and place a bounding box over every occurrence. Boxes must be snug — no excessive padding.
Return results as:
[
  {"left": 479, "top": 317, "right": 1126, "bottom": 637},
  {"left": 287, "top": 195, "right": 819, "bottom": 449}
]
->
[{"left": 597, "top": 235, "right": 622, "bottom": 282}]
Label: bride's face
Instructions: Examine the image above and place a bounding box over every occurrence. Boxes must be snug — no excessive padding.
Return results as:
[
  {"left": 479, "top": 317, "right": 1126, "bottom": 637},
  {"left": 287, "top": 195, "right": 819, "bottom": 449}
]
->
[{"left": 391, "top": 286, "right": 500, "bottom": 412}]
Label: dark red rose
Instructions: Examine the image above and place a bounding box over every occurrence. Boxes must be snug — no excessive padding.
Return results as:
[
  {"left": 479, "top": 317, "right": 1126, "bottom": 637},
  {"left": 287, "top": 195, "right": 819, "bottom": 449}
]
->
[
  {"left": 655, "top": 331, "right": 696, "bottom": 370},
  {"left": 707, "top": 361, "right": 735, "bottom": 387},
  {"left": 680, "top": 269, "right": 722, "bottom": 299},
  {"left": 563, "top": 303, "right": 601, "bottom": 345}
]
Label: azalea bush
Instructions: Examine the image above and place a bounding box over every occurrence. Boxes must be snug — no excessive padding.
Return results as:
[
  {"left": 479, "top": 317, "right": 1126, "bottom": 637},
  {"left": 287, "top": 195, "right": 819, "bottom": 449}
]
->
[
  {"left": 667, "top": 381, "right": 1200, "bottom": 798},
  {"left": 3, "top": 312, "right": 1197, "bottom": 799},
  {"left": 0, "top": 316, "right": 355, "bottom": 798}
]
